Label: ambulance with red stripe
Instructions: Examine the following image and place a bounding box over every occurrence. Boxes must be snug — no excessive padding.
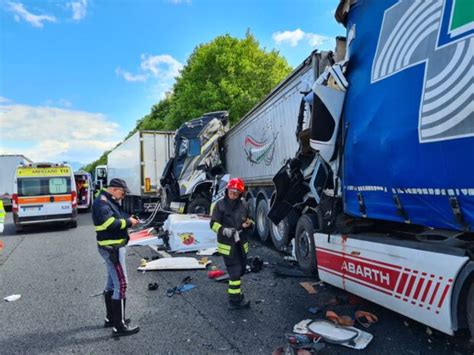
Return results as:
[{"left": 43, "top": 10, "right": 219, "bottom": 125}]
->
[
  {"left": 12, "top": 163, "right": 78, "bottom": 232},
  {"left": 268, "top": 0, "right": 474, "bottom": 337}
]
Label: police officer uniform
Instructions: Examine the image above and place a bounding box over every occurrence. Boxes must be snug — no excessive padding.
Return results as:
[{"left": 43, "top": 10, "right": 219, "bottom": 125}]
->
[{"left": 92, "top": 178, "right": 139, "bottom": 337}]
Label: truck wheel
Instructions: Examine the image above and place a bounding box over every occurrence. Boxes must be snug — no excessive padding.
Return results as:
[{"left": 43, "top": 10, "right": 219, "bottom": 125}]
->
[
  {"left": 270, "top": 217, "right": 291, "bottom": 251},
  {"left": 270, "top": 210, "right": 298, "bottom": 251},
  {"left": 187, "top": 197, "right": 210, "bottom": 214},
  {"left": 295, "top": 214, "right": 319, "bottom": 274},
  {"left": 256, "top": 199, "right": 270, "bottom": 242},
  {"left": 467, "top": 281, "right": 474, "bottom": 338}
]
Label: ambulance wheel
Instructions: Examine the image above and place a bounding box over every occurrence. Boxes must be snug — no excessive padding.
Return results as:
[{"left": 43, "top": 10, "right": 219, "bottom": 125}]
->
[
  {"left": 295, "top": 214, "right": 319, "bottom": 274},
  {"left": 70, "top": 220, "right": 78, "bottom": 228},
  {"left": 187, "top": 197, "right": 210, "bottom": 215},
  {"left": 256, "top": 199, "right": 270, "bottom": 242},
  {"left": 467, "top": 281, "right": 474, "bottom": 339},
  {"left": 15, "top": 224, "right": 23, "bottom": 233}
]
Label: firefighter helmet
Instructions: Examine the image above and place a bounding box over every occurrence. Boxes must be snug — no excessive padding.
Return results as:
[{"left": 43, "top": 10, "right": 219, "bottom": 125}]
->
[{"left": 227, "top": 178, "right": 245, "bottom": 193}]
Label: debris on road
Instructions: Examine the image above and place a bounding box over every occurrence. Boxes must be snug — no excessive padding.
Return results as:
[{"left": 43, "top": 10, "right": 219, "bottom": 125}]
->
[
  {"left": 308, "top": 307, "right": 320, "bottom": 314},
  {"left": 148, "top": 282, "right": 159, "bottom": 291},
  {"left": 196, "top": 247, "right": 218, "bottom": 256},
  {"left": 355, "top": 311, "right": 378, "bottom": 328},
  {"left": 137, "top": 257, "right": 210, "bottom": 271},
  {"left": 4, "top": 294, "right": 21, "bottom": 302},
  {"left": 299, "top": 282, "right": 317, "bottom": 294}
]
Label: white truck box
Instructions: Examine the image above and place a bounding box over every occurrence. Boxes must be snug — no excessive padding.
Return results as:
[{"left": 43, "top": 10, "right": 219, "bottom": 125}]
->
[
  {"left": 0, "top": 155, "right": 33, "bottom": 206},
  {"left": 108, "top": 131, "right": 174, "bottom": 196}
]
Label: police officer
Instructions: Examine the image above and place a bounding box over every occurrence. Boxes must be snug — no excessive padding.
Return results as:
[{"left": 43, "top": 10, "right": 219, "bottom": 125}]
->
[
  {"left": 92, "top": 178, "right": 140, "bottom": 337},
  {"left": 210, "top": 178, "right": 253, "bottom": 310}
]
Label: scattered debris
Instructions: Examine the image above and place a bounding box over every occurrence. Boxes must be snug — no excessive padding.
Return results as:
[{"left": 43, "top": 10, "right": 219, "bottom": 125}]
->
[
  {"left": 89, "top": 291, "right": 103, "bottom": 297},
  {"left": 426, "top": 327, "right": 433, "bottom": 336},
  {"left": 247, "top": 256, "right": 264, "bottom": 273},
  {"left": 128, "top": 228, "right": 163, "bottom": 247},
  {"left": 148, "top": 282, "right": 159, "bottom": 291},
  {"left": 326, "top": 310, "right": 354, "bottom": 327},
  {"left": 196, "top": 247, "right": 218, "bottom": 256},
  {"left": 355, "top": 311, "right": 378, "bottom": 328},
  {"left": 166, "top": 284, "right": 196, "bottom": 297},
  {"left": 274, "top": 262, "right": 314, "bottom": 277},
  {"left": 163, "top": 214, "right": 217, "bottom": 252},
  {"left": 198, "top": 257, "right": 209, "bottom": 265},
  {"left": 285, "top": 333, "right": 325, "bottom": 352},
  {"left": 156, "top": 250, "right": 173, "bottom": 258},
  {"left": 214, "top": 273, "right": 230, "bottom": 282},
  {"left": 208, "top": 270, "right": 225, "bottom": 279},
  {"left": 307, "top": 319, "right": 373, "bottom": 349},
  {"left": 137, "top": 257, "right": 210, "bottom": 271},
  {"left": 307, "top": 307, "right": 320, "bottom": 314},
  {"left": 4, "top": 294, "right": 21, "bottom": 302},
  {"left": 255, "top": 299, "right": 265, "bottom": 304},
  {"left": 299, "top": 282, "right": 317, "bottom": 294}
]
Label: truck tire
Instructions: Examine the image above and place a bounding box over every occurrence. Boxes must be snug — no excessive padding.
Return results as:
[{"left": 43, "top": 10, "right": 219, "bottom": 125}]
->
[
  {"left": 467, "top": 281, "right": 474, "bottom": 338},
  {"left": 256, "top": 199, "right": 270, "bottom": 242},
  {"left": 295, "top": 214, "right": 319, "bottom": 274},
  {"left": 270, "top": 210, "right": 298, "bottom": 251},
  {"left": 187, "top": 197, "right": 210, "bottom": 214}
]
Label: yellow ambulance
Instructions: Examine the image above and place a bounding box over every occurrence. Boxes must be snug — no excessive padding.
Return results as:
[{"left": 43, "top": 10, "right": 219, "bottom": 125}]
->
[{"left": 12, "top": 163, "right": 78, "bottom": 232}]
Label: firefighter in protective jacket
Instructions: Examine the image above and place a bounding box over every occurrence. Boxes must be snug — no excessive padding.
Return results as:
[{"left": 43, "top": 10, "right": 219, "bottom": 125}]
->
[
  {"left": 210, "top": 177, "right": 253, "bottom": 309},
  {"left": 92, "top": 178, "right": 140, "bottom": 337}
]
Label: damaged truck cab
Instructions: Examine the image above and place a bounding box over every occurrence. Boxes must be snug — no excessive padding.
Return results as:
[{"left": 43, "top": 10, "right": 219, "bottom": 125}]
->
[
  {"left": 160, "top": 111, "right": 229, "bottom": 214},
  {"left": 269, "top": 0, "right": 474, "bottom": 336}
]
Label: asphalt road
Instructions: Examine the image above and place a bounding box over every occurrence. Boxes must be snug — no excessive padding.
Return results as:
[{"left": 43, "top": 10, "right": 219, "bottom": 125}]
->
[{"left": 0, "top": 212, "right": 472, "bottom": 354}]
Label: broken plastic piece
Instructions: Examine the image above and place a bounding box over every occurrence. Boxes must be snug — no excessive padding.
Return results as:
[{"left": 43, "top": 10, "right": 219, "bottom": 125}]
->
[
  {"left": 4, "top": 294, "right": 21, "bottom": 302},
  {"left": 326, "top": 310, "right": 354, "bottom": 327},
  {"left": 308, "top": 307, "right": 320, "bottom": 314},
  {"left": 208, "top": 270, "right": 225, "bottom": 279},
  {"left": 355, "top": 310, "right": 378, "bottom": 328},
  {"left": 299, "top": 282, "right": 317, "bottom": 294},
  {"left": 196, "top": 247, "right": 218, "bottom": 256}
]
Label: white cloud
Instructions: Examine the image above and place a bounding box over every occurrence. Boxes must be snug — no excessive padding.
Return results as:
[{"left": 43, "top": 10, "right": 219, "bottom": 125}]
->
[
  {"left": 117, "top": 54, "right": 183, "bottom": 101},
  {"left": 68, "top": 0, "right": 88, "bottom": 21},
  {"left": 7, "top": 1, "right": 57, "bottom": 28},
  {"left": 0, "top": 96, "right": 11, "bottom": 104},
  {"left": 115, "top": 68, "right": 147, "bottom": 82},
  {"left": 140, "top": 54, "right": 183, "bottom": 79},
  {"left": 273, "top": 28, "right": 330, "bottom": 48},
  {"left": 0, "top": 103, "right": 121, "bottom": 163}
]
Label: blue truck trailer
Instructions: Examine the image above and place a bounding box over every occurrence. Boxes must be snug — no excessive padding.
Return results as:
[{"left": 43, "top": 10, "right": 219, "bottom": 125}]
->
[{"left": 269, "top": 0, "right": 473, "bottom": 336}]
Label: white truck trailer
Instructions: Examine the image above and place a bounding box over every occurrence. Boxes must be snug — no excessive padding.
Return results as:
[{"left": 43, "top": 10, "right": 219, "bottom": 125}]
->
[
  {"left": 223, "top": 50, "right": 334, "bottom": 250},
  {"left": 107, "top": 130, "right": 174, "bottom": 214},
  {"left": 0, "top": 155, "right": 33, "bottom": 208}
]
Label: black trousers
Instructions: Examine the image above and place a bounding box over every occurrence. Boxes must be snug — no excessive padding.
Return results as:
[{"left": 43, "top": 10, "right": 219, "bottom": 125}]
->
[{"left": 223, "top": 242, "right": 247, "bottom": 302}]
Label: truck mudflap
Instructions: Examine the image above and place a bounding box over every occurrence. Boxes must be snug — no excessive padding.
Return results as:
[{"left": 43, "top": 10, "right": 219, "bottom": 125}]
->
[{"left": 314, "top": 233, "right": 469, "bottom": 335}]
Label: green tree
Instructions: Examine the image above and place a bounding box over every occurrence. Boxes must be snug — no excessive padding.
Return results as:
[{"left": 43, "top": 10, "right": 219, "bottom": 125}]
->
[{"left": 166, "top": 32, "right": 292, "bottom": 128}]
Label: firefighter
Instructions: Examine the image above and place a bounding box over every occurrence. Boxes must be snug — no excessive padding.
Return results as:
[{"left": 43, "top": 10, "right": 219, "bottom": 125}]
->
[
  {"left": 0, "top": 200, "right": 5, "bottom": 234},
  {"left": 92, "top": 178, "right": 140, "bottom": 337},
  {"left": 210, "top": 177, "right": 253, "bottom": 310}
]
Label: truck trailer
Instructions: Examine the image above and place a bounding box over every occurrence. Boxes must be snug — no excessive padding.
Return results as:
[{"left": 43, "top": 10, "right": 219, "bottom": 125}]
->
[
  {"left": 107, "top": 130, "right": 174, "bottom": 214},
  {"left": 268, "top": 0, "right": 474, "bottom": 336},
  {"left": 0, "top": 155, "right": 33, "bottom": 209}
]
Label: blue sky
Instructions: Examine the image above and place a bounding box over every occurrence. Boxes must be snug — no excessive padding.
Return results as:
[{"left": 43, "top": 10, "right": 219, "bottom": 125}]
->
[{"left": 0, "top": 0, "right": 344, "bottom": 166}]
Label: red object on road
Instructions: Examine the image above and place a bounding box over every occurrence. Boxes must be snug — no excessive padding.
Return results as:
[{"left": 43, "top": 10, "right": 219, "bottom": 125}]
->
[{"left": 207, "top": 270, "right": 225, "bottom": 279}]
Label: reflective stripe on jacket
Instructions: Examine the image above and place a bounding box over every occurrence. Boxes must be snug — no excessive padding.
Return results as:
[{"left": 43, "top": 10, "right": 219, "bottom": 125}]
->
[{"left": 92, "top": 191, "right": 131, "bottom": 247}]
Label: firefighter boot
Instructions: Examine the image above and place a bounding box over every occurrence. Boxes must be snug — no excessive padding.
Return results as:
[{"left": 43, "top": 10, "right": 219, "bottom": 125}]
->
[
  {"left": 228, "top": 293, "right": 250, "bottom": 310},
  {"left": 103, "top": 291, "right": 130, "bottom": 327},
  {"left": 111, "top": 299, "right": 140, "bottom": 337}
]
